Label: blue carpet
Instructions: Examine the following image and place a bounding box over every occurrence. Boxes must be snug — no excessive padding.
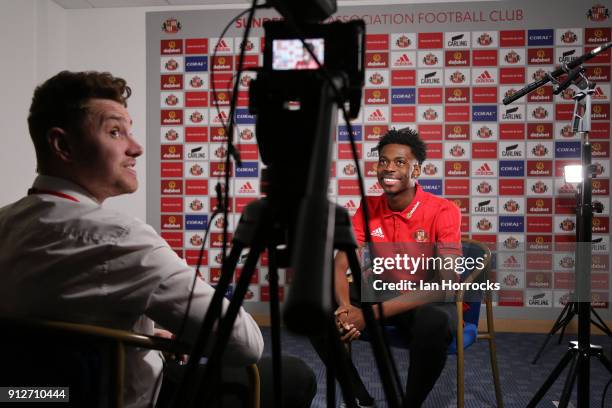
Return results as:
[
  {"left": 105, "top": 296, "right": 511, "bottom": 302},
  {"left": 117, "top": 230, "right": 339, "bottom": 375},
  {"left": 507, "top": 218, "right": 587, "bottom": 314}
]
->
[{"left": 261, "top": 328, "right": 612, "bottom": 407}]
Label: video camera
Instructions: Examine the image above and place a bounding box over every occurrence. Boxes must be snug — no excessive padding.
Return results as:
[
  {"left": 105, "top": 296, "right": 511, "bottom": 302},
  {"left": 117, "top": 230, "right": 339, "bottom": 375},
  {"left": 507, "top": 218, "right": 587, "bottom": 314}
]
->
[{"left": 249, "top": 19, "right": 364, "bottom": 200}]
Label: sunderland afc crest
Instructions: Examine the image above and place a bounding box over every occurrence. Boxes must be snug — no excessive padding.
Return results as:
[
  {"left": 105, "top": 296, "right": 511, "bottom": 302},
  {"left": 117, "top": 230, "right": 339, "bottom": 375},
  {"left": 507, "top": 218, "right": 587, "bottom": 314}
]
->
[{"left": 414, "top": 229, "right": 428, "bottom": 242}]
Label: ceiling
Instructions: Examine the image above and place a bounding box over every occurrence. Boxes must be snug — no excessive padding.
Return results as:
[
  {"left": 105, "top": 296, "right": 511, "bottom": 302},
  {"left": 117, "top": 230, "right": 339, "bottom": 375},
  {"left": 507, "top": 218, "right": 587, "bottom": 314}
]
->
[
  {"left": 53, "top": 0, "right": 253, "bottom": 8},
  {"left": 52, "top": 0, "right": 482, "bottom": 9}
]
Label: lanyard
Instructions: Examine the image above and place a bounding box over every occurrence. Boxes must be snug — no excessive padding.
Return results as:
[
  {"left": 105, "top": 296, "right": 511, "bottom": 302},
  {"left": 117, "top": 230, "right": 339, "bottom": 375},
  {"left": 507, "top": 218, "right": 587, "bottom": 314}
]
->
[
  {"left": 406, "top": 201, "right": 420, "bottom": 219},
  {"left": 27, "top": 188, "right": 80, "bottom": 203}
]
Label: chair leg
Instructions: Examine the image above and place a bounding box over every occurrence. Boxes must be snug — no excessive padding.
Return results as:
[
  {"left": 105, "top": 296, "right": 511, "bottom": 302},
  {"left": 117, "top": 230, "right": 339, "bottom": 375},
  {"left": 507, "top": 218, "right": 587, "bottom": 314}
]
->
[
  {"left": 485, "top": 295, "right": 503, "bottom": 408},
  {"left": 456, "top": 301, "right": 464, "bottom": 408}
]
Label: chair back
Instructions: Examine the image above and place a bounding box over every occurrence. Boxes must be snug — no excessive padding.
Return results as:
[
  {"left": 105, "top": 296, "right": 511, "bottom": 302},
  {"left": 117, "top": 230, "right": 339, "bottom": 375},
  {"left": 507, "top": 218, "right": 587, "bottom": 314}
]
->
[
  {"left": 459, "top": 238, "right": 492, "bottom": 326},
  {"left": 0, "top": 317, "right": 261, "bottom": 408},
  {"left": 0, "top": 317, "right": 187, "bottom": 408}
]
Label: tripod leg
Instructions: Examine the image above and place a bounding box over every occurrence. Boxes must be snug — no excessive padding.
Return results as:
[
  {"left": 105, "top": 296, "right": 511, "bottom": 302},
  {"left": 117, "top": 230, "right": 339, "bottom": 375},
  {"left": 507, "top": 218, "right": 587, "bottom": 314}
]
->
[
  {"left": 345, "top": 248, "right": 404, "bottom": 407},
  {"left": 527, "top": 350, "right": 575, "bottom": 408},
  {"left": 558, "top": 352, "right": 579, "bottom": 408},
  {"left": 558, "top": 303, "right": 576, "bottom": 345},
  {"left": 194, "top": 239, "right": 265, "bottom": 406},
  {"left": 532, "top": 302, "right": 572, "bottom": 364},
  {"left": 267, "top": 244, "right": 282, "bottom": 408},
  {"left": 173, "top": 242, "right": 246, "bottom": 408},
  {"left": 326, "top": 338, "right": 336, "bottom": 408},
  {"left": 590, "top": 306, "right": 612, "bottom": 337},
  {"left": 596, "top": 352, "right": 612, "bottom": 375}
]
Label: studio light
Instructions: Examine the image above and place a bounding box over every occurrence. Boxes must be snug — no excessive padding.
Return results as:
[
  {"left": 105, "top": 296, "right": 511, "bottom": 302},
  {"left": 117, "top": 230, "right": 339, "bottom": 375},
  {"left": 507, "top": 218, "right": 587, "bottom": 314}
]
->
[{"left": 564, "top": 165, "right": 583, "bottom": 183}]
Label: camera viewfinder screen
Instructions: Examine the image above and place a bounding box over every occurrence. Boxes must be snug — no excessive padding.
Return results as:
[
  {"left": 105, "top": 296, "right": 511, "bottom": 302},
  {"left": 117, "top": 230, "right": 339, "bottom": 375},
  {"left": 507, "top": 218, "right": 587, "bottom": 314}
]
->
[{"left": 272, "top": 39, "right": 325, "bottom": 70}]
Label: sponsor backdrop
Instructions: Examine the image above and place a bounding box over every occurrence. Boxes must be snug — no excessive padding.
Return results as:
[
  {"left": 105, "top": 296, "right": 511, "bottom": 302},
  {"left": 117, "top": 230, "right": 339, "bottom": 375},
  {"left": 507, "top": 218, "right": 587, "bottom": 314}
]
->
[{"left": 147, "top": 1, "right": 611, "bottom": 318}]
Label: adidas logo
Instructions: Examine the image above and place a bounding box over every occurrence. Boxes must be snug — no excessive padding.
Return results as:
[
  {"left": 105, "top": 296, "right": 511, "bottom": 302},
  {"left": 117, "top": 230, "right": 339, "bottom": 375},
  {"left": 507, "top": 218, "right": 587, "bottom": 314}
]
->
[
  {"left": 368, "top": 182, "right": 383, "bottom": 194},
  {"left": 394, "top": 54, "right": 413, "bottom": 66},
  {"left": 239, "top": 182, "right": 256, "bottom": 194},
  {"left": 213, "top": 111, "right": 229, "bottom": 123},
  {"left": 345, "top": 200, "right": 357, "bottom": 209},
  {"left": 368, "top": 109, "right": 386, "bottom": 121},
  {"left": 475, "top": 70, "right": 494, "bottom": 84},
  {"left": 215, "top": 39, "right": 231, "bottom": 52},
  {"left": 475, "top": 163, "right": 494, "bottom": 176},
  {"left": 503, "top": 255, "right": 520, "bottom": 268},
  {"left": 371, "top": 227, "right": 385, "bottom": 238},
  {"left": 593, "top": 86, "right": 607, "bottom": 100}
]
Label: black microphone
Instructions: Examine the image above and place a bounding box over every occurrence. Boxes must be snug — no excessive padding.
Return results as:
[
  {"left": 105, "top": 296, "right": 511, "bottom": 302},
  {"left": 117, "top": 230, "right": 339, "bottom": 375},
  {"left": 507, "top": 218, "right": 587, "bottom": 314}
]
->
[
  {"left": 553, "top": 65, "right": 584, "bottom": 95},
  {"left": 503, "top": 41, "right": 612, "bottom": 105}
]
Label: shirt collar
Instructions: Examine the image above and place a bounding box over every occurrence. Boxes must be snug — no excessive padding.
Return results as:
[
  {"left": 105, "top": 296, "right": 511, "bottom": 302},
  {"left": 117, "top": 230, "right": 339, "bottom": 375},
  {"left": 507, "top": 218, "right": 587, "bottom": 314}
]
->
[
  {"left": 384, "top": 183, "right": 425, "bottom": 219},
  {"left": 32, "top": 175, "right": 101, "bottom": 206}
]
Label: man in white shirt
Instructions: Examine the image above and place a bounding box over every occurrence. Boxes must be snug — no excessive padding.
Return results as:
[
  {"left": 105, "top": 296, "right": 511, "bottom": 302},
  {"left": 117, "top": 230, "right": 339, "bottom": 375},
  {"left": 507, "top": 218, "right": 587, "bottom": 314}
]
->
[{"left": 0, "top": 71, "right": 266, "bottom": 407}]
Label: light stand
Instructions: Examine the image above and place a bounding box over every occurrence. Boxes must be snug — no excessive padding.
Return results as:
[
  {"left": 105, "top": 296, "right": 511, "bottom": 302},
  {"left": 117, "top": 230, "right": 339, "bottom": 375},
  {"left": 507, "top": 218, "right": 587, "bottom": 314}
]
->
[
  {"left": 531, "top": 86, "right": 612, "bottom": 365},
  {"left": 526, "top": 72, "right": 612, "bottom": 408}
]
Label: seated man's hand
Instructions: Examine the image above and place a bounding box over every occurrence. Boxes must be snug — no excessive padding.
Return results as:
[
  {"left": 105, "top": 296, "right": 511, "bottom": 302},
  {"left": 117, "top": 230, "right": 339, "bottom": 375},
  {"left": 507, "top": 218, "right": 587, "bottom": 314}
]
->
[
  {"left": 334, "top": 306, "right": 363, "bottom": 343},
  {"left": 154, "top": 328, "right": 188, "bottom": 364}
]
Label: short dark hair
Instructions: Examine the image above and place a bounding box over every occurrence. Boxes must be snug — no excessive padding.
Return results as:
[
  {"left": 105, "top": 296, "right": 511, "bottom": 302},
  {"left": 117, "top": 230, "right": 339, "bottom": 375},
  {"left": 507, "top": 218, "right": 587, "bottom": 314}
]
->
[
  {"left": 376, "top": 127, "right": 427, "bottom": 164},
  {"left": 27, "top": 71, "right": 131, "bottom": 169}
]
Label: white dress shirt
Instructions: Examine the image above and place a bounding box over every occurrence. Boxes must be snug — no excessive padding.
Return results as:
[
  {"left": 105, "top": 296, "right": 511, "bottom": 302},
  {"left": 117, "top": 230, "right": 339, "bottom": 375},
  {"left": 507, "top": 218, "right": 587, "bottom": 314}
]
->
[{"left": 0, "top": 175, "right": 264, "bottom": 407}]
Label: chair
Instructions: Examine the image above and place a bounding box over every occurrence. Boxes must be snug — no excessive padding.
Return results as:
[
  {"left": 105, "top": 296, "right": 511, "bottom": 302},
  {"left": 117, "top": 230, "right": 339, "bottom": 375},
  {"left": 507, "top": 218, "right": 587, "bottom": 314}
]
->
[
  {"left": 350, "top": 238, "right": 503, "bottom": 408},
  {"left": 452, "top": 238, "right": 503, "bottom": 408},
  {"left": 0, "top": 317, "right": 260, "bottom": 408}
]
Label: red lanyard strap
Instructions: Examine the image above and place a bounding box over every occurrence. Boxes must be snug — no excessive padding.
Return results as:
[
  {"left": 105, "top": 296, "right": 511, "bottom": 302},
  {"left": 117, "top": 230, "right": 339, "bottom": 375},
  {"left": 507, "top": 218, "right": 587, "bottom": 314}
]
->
[{"left": 28, "top": 188, "right": 80, "bottom": 203}]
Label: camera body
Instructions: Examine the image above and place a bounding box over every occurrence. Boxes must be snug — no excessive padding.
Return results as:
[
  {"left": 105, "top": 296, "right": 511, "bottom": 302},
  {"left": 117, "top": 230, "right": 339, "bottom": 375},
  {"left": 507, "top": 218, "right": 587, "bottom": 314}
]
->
[{"left": 260, "top": 20, "right": 365, "bottom": 118}]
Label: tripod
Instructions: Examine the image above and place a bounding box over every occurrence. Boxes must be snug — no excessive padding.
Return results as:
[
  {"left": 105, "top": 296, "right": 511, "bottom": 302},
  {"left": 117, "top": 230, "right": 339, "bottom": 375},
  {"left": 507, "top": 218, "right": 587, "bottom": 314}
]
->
[
  {"left": 527, "top": 72, "right": 612, "bottom": 408},
  {"left": 531, "top": 298, "right": 612, "bottom": 364},
  {"left": 174, "top": 69, "right": 403, "bottom": 408}
]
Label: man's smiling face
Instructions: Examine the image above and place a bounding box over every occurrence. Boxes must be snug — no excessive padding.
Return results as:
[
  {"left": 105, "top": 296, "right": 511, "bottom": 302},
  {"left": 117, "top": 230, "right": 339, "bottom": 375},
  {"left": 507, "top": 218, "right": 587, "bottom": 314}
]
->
[{"left": 376, "top": 143, "right": 420, "bottom": 196}]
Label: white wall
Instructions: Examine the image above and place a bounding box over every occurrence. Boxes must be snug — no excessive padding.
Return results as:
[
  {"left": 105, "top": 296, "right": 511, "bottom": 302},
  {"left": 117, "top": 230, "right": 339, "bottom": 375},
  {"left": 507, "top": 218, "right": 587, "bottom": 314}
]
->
[
  {"left": 0, "top": 0, "right": 67, "bottom": 199},
  {"left": 1, "top": 0, "right": 495, "bottom": 218},
  {"left": 0, "top": 0, "right": 245, "bottom": 219}
]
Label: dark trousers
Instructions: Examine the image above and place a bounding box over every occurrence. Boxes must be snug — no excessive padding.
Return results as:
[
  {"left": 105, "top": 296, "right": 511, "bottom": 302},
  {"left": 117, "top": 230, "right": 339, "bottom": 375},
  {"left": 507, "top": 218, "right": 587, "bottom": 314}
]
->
[
  {"left": 157, "top": 355, "right": 317, "bottom": 408},
  {"left": 310, "top": 299, "right": 456, "bottom": 408}
]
